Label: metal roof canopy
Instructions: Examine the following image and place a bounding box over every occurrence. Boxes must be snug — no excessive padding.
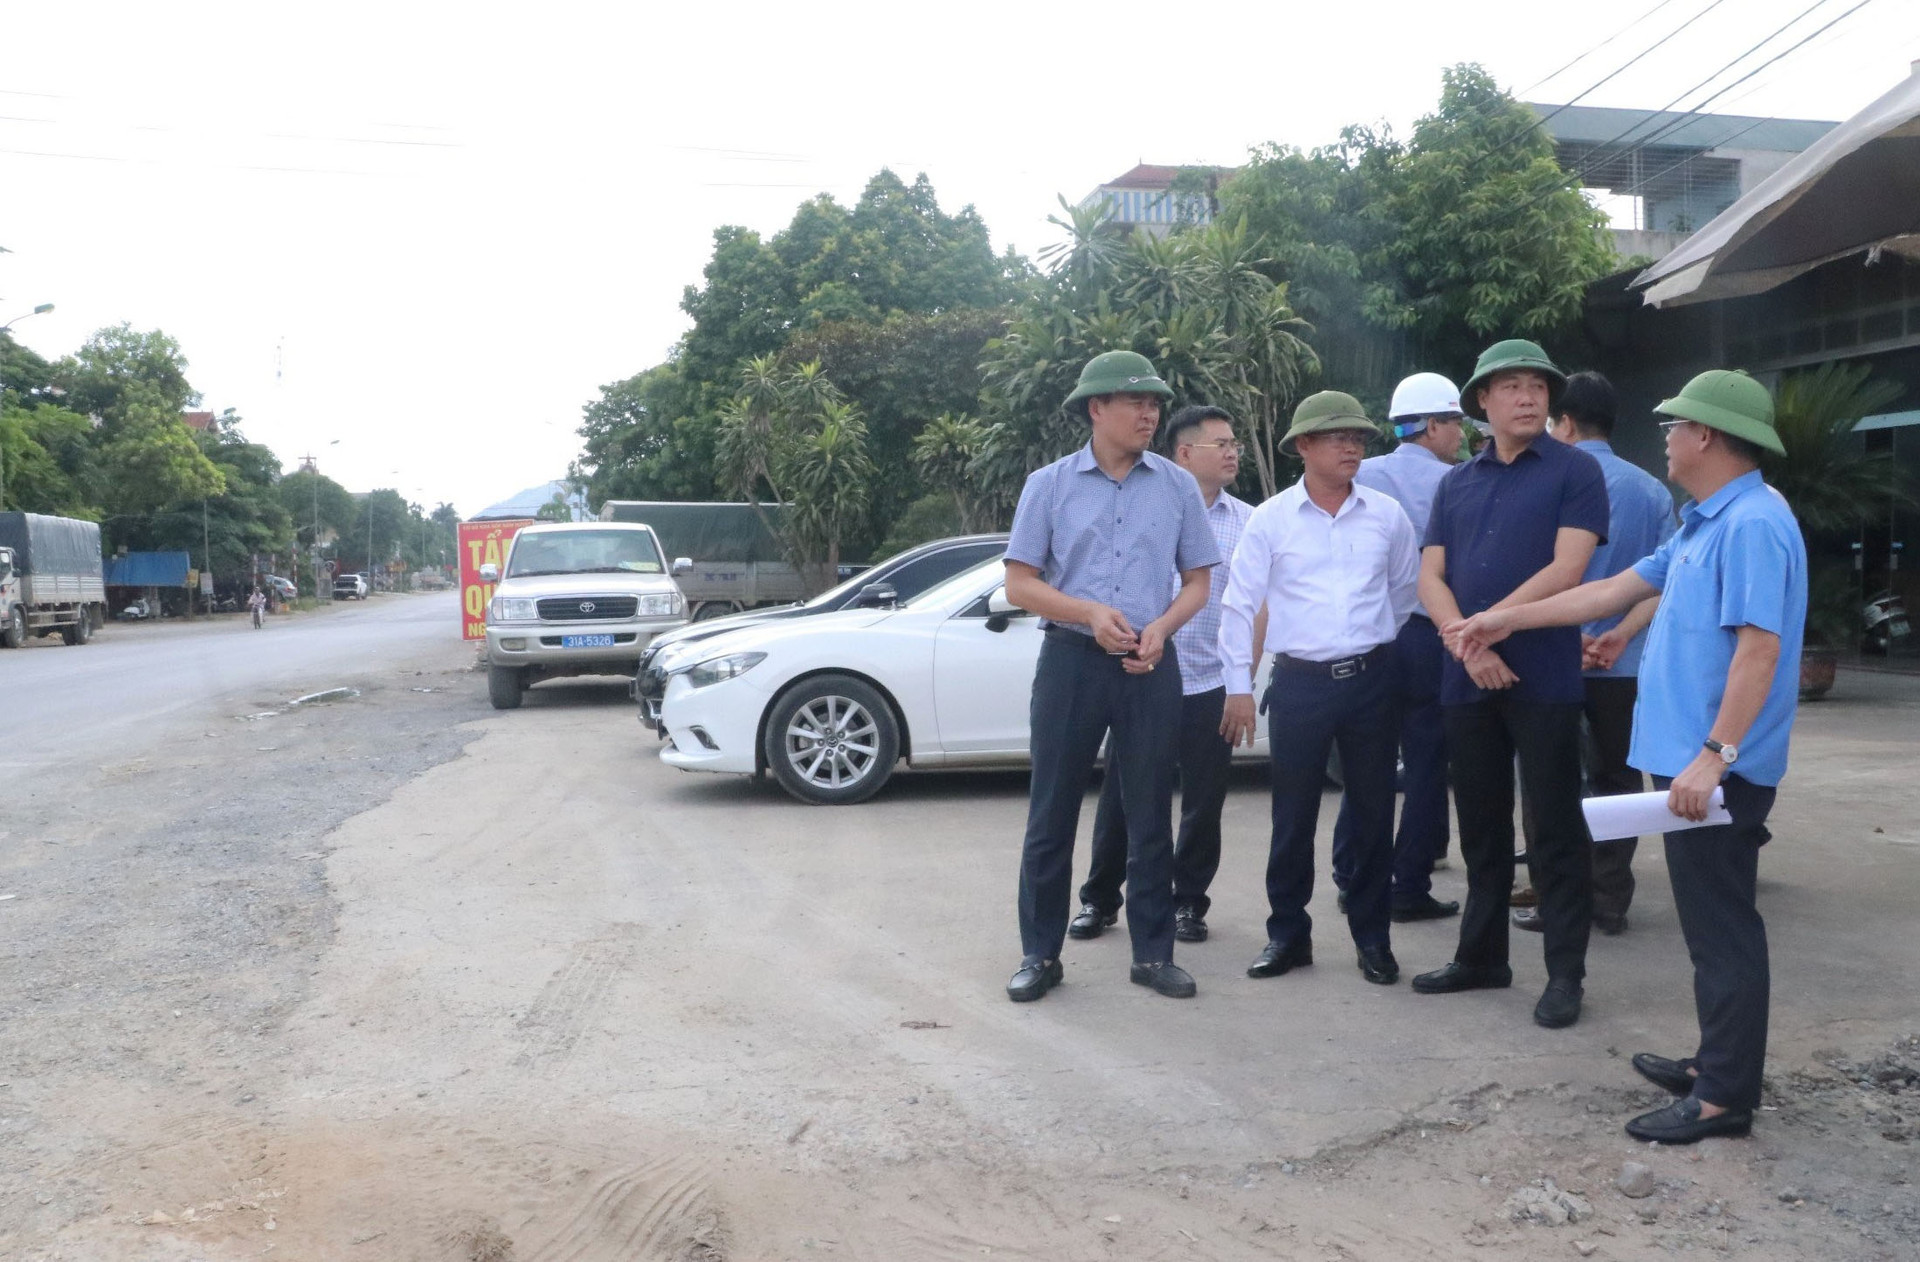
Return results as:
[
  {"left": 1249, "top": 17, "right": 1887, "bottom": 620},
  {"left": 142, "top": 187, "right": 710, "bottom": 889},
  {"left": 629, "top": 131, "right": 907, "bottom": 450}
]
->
[
  {"left": 1527, "top": 102, "right": 1837, "bottom": 154},
  {"left": 1633, "top": 71, "right": 1920, "bottom": 308}
]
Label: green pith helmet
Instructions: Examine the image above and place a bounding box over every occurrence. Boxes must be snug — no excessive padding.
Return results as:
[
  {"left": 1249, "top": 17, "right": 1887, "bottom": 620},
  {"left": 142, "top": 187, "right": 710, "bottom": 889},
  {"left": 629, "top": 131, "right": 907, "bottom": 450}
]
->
[
  {"left": 1461, "top": 338, "right": 1567, "bottom": 421},
  {"left": 1062, "top": 350, "right": 1174, "bottom": 412},
  {"left": 1280, "top": 390, "right": 1374, "bottom": 456},
  {"left": 1654, "top": 369, "right": 1784, "bottom": 456}
]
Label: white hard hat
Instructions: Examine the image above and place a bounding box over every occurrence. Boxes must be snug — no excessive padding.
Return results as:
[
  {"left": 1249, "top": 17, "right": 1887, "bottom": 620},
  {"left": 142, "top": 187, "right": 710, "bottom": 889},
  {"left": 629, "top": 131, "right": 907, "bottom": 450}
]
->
[{"left": 1388, "top": 372, "right": 1464, "bottom": 435}]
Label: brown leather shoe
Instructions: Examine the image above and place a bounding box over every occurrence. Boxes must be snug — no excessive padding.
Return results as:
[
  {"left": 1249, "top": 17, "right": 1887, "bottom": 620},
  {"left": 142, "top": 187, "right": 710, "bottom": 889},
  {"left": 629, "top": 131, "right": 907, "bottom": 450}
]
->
[{"left": 1510, "top": 885, "right": 1540, "bottom": 908}]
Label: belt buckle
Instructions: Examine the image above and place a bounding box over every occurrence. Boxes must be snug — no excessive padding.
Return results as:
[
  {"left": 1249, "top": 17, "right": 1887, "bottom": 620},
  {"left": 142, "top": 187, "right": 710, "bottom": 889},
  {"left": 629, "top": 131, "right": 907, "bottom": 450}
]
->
[{"left": 1331, "top": 658, "right": 1358, "bottom": 680}]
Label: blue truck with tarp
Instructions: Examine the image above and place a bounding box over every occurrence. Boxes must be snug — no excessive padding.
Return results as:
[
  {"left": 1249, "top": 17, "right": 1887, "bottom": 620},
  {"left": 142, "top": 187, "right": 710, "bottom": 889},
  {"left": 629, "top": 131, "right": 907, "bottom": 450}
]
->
[{"left": 0, "top": 511, "right": 106, "bottom": 647}]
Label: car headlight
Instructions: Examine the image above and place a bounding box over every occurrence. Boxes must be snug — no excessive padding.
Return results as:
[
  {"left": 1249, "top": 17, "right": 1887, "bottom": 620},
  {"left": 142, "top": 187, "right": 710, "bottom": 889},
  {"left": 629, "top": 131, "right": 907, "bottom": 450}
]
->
[
  {"left": 684, "top": 651, "right": 766, "bottom": 689},
  {"left": 635, "top": 592, "right": 681, "bottom": 618},
  {"left": 488, "top": 596, "right": 539, "bottom": 622}
]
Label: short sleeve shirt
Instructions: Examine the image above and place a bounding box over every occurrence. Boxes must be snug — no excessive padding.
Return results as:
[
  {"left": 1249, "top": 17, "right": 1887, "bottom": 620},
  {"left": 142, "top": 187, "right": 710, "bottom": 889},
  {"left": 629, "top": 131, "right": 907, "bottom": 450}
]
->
[
  {"left": 1630, "top": 471, "right": 1806, "bottom": 787},
  {"left": 1424, "top": 435, "right": 1610, "bottom": 705},
  {"left": 1005, "top": 444, "right": 1219, "bottom": 637},
  {"left": 1575, "top": 440, "right": 1677, "bottom": 678}
]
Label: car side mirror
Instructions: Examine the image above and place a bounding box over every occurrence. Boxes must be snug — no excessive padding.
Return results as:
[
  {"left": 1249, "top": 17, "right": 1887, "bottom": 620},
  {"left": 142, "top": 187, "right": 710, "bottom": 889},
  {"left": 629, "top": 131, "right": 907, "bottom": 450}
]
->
[
  {"left": 479, "top": 563, "right": 498, "bottom": 582},
  {"left": 672, "top": 557, "right": 693, "bottom": 576},
  {"left": 855, "top": 581, "right": 898, "bottom": 609},
  {"left": 987, "top": 587, "right": 1019, "bottom": 615}
]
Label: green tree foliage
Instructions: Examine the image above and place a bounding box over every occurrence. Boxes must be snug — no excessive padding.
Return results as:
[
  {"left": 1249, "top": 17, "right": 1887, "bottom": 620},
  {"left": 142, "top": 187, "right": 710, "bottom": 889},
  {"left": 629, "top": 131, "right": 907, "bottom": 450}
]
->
[
  {"left": 714, "top": 359, "right": 874, "bottom": 588},
  {"left": 278, "top": 468, "right": 358, "bottom": 547},
  {"left": 978, "top": 216, "right": 1318, "bottom": 504},
  {"left": 911, "top": 413, "right": 990, "bottom": 533},
  {"left": 780, "top": 307, "right": 1005, "bottom": 546},
  {"left": 573, "top": 171, "right": 1030, "bottom": 554},
  {"left": 1223, "top": 64, "right": 1615, "bottom": 404},
  {"left": 572, "top": 363, "right": 717, "bottom": 506}
]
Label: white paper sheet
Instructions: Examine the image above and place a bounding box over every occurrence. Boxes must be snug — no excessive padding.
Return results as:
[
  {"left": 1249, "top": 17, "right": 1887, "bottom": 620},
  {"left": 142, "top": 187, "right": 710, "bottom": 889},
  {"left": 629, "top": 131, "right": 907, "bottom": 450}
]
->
[{"left": 1583, "top": 788, "right": 1730, "bottom": 842}]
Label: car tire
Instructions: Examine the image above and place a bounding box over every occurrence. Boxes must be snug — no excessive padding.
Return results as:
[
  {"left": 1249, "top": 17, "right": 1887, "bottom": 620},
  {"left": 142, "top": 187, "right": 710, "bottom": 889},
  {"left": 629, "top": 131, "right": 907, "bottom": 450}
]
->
[
  {"left": 762, "top": 674, "right": 900, "bottom": 805},
  {"left": 487, "top": 665, "right": 525, "bottom": 710},
  {"left": 62, "top": 608, "right": 91, "bottom": 645},
  {"left": 691, "top": 602, "right": 736, "bottom": 623},
  {"left": 2, "top": 605, "right": 24, "bottom": 649}
]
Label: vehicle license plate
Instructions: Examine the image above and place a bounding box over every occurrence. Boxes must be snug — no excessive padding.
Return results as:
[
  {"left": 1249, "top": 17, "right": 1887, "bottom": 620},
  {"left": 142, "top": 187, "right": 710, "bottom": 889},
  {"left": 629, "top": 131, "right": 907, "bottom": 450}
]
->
[{"left": 562, "top": 634, "right": 616, "bottom": 649}]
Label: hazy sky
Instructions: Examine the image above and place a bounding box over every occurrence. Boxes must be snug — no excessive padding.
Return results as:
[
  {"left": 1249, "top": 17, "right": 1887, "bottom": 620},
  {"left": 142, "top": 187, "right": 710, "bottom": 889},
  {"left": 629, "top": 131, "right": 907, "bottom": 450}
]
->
[{"left": 4, "top": 0, "right": 1916, "bottom": 515}]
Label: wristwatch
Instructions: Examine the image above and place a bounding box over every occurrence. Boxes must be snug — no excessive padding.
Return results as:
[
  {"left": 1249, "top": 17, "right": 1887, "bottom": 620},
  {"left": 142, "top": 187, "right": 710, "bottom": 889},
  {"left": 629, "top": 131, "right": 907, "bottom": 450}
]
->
[{"left": 1703, "top": 739, "right": 1738, "bottom": 765}]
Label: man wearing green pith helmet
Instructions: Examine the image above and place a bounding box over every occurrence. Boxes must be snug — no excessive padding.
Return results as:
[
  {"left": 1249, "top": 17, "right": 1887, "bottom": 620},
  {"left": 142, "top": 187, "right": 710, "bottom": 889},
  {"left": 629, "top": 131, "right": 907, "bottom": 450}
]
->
[{"left": 1450, "top": 369, "right": 1806, "bottom": 1145}]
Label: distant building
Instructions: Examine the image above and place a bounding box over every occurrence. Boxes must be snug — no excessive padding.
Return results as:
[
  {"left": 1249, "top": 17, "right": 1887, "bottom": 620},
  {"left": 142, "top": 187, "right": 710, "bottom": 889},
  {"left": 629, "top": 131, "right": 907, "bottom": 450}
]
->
[
  {"left": 1077, "top": 164, "right": 1229, "bottom": 236},
  {"left": 1527, "top": 103, "right": 1837, "bottom": 261},
  {"left": 181, "top": 410, "right": 216, "bottom": 432},
  {"left": 470, "top": 480, "right": 589, "bottom": 522}
]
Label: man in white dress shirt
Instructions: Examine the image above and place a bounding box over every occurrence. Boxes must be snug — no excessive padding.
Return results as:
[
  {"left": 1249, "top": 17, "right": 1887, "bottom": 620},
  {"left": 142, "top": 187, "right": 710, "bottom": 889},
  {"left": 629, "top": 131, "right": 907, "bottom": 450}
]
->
[
  {"left": 1220, "top": 391, "right": 1421, "bottom": 986},
  {"left": 1332, "top": 373, "right": 1468, "bottom": 920}
]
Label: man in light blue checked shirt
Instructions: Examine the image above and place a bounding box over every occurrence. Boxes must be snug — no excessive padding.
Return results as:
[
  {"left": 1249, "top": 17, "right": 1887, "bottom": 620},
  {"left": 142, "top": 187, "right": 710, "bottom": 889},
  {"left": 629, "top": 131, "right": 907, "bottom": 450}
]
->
[
  {"left": 1072, "top": 406, "right": 1263, "bottom": 948},
  {"left": 1002, "top": 352, "right": 1218, "bottom": 1004}
]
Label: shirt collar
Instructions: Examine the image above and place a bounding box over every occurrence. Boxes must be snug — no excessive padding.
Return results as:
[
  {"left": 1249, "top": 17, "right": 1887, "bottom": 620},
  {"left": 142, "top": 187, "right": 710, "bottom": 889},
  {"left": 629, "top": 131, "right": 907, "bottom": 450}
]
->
[
  {"left": 1574, "top": 439, "right": 1615, "bottom": 456},
  {"left": 1683, "top": 468, "right": 1766, "bottom": 523},
  {"left": 1282, "top": 477, "right": 1372, "bottom": 518},
  {"left": 1071, "top": 442, "right": 1156, "bottom": 479},
  {"left": 1392, "top": 442, "right": 1447, "bottom": 466},
  {"left": 1472, "top": 434, "right": 1547, "bottom": 467}
]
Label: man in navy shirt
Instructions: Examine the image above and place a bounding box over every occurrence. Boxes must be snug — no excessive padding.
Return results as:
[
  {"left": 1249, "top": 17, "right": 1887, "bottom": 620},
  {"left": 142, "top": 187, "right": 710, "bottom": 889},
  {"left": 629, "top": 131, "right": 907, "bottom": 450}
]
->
[
  {"left": 1409, "top": 340, "right": 1608, "bottom": 1030},
  {"left": 1002, "top": 351, "right": 1219, "bottom": 1003},
  {"left": 1448, "top": 369, "right": 1806, "bottom": 1144},
  {"left": 1514, "top": 371, "right": 1676, "bottom": 937}
]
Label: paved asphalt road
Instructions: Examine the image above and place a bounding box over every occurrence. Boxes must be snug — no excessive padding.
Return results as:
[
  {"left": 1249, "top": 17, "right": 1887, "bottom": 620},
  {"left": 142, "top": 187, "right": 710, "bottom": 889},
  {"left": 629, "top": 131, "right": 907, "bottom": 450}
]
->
[{"left": 0, "top": 593, "right": 470, "bottom": 776}]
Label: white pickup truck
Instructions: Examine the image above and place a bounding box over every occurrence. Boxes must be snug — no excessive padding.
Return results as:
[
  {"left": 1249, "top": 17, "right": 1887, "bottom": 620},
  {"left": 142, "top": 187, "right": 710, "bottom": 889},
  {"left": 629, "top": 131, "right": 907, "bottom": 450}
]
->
[{"left": 480, "top": 520, "right": 690, "bottom": 709}]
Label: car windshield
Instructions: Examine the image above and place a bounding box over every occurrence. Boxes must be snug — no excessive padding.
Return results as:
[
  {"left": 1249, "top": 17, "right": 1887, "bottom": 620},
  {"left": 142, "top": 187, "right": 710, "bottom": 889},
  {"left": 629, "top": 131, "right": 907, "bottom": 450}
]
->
[
  {"left": 506, "top": 529, "right": 663, "bottom": 577},
  {"left": 902, "top": 557, "right": 1005, "bottom": 609}
]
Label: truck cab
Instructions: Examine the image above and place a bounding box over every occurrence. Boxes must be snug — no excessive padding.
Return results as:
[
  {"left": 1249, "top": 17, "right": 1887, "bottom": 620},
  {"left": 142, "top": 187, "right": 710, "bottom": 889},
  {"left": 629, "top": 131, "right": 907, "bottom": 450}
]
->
[{"left": 480, "top": 520, "right": 689, "bottom": 709}]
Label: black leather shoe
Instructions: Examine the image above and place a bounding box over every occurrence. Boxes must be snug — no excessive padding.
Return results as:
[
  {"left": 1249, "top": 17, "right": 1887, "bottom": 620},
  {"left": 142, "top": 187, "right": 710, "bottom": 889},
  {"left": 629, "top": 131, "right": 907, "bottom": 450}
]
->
[
  {"left": 1624, "top": 1095, "right": 1753, "bottom": 1144},
  {"left": 1594, "top": 911, "right": 1629, "bottom": 936},
  {"left": 1391, "top": 894, "right": 1460, "bottom": 922},
  {"left": 1174, "top": 908, "right": 1208, "bottom": 943},
  {"left": 1632, "top": 1052, "right": 1699, "bottom": 1096},
  {"left": 1511, "top": 906, "right": 1545, "bottom": 933},
  {"left": 1130, "top": 960, "right": 1197, "bottom": 998},
  {"left": 1006, "top": 958, "right": 1063, "bottom": 1003},
  {"left": 1067, "top": 904, "right": 1117, "bottom": 940},
  {"left": 1533, "top": 978, "right": 1583, "bottom": 1028},
  {"left": 1247, "top": 939, "right": 1313, "bottom": 978},
  {"left": 1356, "top": 944, "right": 1400, "bottom": 985},
  {"left": 1410, "top": 960, "right": 1513, "bottom": 993}
]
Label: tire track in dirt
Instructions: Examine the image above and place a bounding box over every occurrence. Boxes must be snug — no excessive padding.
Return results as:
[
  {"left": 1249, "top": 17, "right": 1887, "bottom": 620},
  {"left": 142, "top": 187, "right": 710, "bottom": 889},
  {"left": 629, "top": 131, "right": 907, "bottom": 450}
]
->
[
  {"left": 527, "top": 1151, "right": 728, "bottom": 1262},
  {"left": 511, "top": 924, "right": 643, "bottom": 1075}
]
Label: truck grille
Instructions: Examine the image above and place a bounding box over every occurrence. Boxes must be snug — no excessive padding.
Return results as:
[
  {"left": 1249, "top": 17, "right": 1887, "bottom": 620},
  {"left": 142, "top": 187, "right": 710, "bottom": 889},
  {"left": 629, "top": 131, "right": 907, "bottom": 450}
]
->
[{"left": 537, "top": 596, "right": 638, "bottom": 621}]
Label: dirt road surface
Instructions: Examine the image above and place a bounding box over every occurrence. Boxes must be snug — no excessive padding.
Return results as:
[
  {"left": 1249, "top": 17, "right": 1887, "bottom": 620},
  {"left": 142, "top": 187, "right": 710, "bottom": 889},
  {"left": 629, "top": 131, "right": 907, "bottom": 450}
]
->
[{"left": 3, "top": 597, "right": 1916, "bottom": 1260}]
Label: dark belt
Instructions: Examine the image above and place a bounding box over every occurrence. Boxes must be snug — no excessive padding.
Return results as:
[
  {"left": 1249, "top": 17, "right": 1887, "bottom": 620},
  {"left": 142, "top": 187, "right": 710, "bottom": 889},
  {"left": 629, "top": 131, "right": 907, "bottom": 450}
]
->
[
  {"left": 1273, "top": 643, "right": 1391, "bottom": 679},
  {"left": 1043, "top": 627, "right": 1119, "bottom": 653},
  {"left": 1407, "top": 612, "right": 1434, "bottom": 625}
]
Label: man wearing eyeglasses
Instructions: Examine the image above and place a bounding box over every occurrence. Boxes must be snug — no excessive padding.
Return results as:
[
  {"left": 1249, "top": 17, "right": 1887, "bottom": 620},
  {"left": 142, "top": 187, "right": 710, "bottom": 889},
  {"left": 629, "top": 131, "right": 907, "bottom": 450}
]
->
[
  {"left": 1220, "top": 392, "right": 1420, "bottom": 988},
  {"left": 1409, "top": 340, "right": 1608, "bottom": 1031},
  {"left": 1070, "top": 405, "right": 1262, "bottom": 947},
  {"left": 1330, "top": 373, "right": 1469, "bottom": 925}
]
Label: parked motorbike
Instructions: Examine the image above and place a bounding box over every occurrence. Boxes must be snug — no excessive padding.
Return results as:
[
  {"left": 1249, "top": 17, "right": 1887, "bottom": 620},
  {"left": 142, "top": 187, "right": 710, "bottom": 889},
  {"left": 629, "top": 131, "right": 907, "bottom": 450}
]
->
[
  {"left": 117, "top": 598, "right": 153, "bottom": 621},
  {"left": 1863, "top": 589, "right": 1911, "bottom": 655}
]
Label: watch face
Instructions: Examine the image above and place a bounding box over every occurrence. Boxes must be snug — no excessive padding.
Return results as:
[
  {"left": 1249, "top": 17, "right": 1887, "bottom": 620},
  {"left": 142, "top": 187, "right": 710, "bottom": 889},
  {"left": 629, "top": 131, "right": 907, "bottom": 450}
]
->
[{"left": 1719, "top": 744, "right": 1737, "bottom": 764}]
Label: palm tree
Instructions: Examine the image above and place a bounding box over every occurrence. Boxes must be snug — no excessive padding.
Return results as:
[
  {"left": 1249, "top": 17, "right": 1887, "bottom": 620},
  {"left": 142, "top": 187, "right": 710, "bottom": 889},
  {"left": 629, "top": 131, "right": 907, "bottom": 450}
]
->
[
  {"left": 911, "top": 413, "right": 988, "bottom": 532},
  {"left": 1762, "top": 361, "right": 1912, "bottom": 659}
]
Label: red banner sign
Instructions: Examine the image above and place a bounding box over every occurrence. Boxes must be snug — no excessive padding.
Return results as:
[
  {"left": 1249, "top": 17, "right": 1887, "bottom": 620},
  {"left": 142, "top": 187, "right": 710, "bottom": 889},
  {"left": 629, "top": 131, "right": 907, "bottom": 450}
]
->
[{"left": 457, "top": 519, "right": 534, "bottom": 640}]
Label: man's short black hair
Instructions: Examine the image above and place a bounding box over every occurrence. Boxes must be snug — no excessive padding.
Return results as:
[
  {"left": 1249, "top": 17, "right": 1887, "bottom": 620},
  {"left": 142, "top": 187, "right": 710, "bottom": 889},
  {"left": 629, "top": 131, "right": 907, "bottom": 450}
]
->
[
  {"left": 1719, "top": 431, "right": 1766, "bottom": 464},
  {"left": 1165, "top": 404, "right": 1234, "bottom": 453},
  {"left": 1554, "top": 371, "right": 1617, "bottom": 438}
]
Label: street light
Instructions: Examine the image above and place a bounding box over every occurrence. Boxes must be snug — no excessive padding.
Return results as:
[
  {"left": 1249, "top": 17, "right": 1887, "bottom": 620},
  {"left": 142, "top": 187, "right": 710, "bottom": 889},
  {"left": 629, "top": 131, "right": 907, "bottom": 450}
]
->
[{"left": 0, "top": 303, "right": 55, "bottom": 510}]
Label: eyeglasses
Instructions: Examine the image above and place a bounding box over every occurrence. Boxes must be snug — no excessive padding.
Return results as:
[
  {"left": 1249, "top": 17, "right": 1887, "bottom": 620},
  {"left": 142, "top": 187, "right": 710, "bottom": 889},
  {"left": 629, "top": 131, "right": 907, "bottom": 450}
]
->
[
  {"left": 1311, "top": 432, "right": 1369, "bottom": 449},
  {"left": 1658, "top": 419, "right": 1693, "bottom": 434},
  {"left": 1186, "top": 439, "right": 1245, "bottom": 455}
]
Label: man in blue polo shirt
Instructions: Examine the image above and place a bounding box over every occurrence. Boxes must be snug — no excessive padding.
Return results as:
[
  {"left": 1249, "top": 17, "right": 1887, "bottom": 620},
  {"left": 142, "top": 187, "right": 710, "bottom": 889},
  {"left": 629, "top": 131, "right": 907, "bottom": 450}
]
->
[
  {"left": 1514, "top": 371, "right": 1676, "bottom": 937},
  {"left": 1409, "top": 339, "right": 1608, "bottom": 1031},
  {"left": 1002, "top": 351, "right": 1219, "bottom": 1003},
  {"left": 1448, "top": 369, "right": 1806, "bottom": 1144}
]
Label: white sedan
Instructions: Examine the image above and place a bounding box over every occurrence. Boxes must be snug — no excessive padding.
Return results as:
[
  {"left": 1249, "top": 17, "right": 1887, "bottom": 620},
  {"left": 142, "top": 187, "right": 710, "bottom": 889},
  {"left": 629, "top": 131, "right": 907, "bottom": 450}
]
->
[{"left": 656, "top": 558, "right": 1270, "bottom": 805}]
